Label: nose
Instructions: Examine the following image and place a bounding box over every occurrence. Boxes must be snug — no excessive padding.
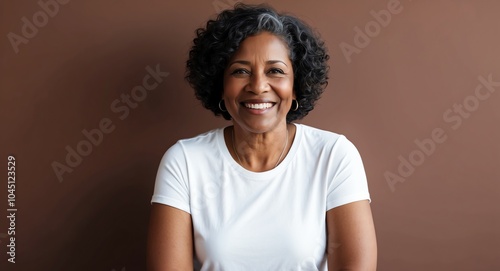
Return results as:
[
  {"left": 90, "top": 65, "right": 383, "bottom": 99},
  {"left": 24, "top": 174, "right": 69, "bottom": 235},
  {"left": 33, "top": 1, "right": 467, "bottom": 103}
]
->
[{"left": 246, "top": 72, "right": 270, "bottom": 94}]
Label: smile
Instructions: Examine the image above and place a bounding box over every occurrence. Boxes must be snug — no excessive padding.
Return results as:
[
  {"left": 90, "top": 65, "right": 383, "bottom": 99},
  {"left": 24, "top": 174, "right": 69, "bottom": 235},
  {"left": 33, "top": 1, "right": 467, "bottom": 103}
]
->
[{"left": 243, "top": 102, "right": 275, "bottom": 110}]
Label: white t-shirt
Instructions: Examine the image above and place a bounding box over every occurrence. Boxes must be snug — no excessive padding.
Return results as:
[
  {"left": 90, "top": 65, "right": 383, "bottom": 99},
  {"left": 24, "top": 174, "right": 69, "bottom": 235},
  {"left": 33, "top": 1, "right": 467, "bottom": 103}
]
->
[{"left": 151, "top": 123, "right": 371, "bottom": 271}]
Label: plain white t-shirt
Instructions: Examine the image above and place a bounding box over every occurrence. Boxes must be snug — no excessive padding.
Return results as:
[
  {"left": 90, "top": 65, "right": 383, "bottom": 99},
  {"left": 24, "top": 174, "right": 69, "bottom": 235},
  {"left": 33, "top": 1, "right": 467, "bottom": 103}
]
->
[{"left": 151, "top": 123, "right": 371, "bottom": 270}]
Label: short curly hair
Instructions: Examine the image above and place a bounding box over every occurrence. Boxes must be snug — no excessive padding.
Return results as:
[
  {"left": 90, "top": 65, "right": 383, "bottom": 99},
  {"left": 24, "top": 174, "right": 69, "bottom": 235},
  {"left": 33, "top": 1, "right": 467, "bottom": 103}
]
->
[{"left": 186, "top": 3, "right": 329, "bottom": 122}]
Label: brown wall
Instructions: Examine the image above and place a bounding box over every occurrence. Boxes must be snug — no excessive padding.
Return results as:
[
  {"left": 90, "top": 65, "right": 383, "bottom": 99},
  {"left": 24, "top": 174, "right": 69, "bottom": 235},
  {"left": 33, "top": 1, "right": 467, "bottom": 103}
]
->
[{"left": 1, "top": 0, "right": 499, "bottom": 270}]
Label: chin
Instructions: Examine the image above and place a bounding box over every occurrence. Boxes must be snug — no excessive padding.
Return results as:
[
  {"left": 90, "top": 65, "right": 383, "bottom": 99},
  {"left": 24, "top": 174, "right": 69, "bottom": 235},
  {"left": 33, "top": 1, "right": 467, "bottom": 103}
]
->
[{"left": 235, "top": 118, "right": 285, "bottom": 134}]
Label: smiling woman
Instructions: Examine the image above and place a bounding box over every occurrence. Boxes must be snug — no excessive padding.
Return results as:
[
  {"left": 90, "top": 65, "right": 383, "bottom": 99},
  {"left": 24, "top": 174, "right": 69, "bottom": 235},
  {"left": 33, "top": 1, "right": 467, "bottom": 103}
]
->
[
  {"left": 223, "top": 32, "right": 295, "bottom": 150},
  {"left": 147, "top": 3, "right": 377, "bottom": 271}
]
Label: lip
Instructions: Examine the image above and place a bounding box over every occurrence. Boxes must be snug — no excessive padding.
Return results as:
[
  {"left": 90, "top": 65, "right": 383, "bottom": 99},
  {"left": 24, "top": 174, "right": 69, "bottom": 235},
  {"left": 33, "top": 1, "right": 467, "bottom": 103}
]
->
[
  {"left": 240, "top": 99, "right": 276, "bottom": 104},
  {"left": 240, "top": 99, "right": 277, "bottom": 114}
]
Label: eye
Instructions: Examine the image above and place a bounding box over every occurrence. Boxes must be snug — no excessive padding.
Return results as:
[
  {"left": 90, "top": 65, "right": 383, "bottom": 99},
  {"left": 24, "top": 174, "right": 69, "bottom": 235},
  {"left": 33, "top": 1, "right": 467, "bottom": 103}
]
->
[
  {"left": 230, "top": 69, "right": 250, "bottom": 75},
  {"left": 268, "top": 68, "right": 285, "bottom": 74}
]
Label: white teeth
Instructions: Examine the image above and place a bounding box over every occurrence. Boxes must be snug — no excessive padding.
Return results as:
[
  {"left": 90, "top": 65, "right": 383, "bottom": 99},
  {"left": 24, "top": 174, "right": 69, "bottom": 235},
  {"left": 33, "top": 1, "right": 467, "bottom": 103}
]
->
[{"left": 244, "top": 103, "right": 273, "bottom": 109}]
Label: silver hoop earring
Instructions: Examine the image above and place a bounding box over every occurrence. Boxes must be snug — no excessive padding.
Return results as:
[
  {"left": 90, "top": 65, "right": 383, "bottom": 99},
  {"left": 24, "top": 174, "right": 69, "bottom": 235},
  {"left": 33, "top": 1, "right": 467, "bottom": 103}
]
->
[
  {"left": 292, "top": 100, "right": 299, "bottom": 111},
  {"left": 218, "top": 100, "right": 227, "bottom": 112}
]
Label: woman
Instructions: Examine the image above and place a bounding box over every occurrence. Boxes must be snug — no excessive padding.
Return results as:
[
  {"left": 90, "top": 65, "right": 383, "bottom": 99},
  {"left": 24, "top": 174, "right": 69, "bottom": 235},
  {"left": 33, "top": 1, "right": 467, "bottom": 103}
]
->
[{"left": 147, "top": 4, "right": 377, "bottom": 271}]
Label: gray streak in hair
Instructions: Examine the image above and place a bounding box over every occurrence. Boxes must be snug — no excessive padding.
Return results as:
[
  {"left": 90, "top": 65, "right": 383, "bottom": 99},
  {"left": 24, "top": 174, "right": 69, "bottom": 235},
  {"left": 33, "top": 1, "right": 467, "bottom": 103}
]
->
[{"left": 257, "top": 13, "right": 284, "bottom": 32}]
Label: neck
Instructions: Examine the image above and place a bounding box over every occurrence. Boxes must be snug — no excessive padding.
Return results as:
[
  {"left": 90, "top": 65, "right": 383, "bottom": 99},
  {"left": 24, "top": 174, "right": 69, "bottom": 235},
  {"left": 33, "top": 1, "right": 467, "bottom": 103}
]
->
[{"left": 230, "top": 123, "right": 293, "bottom": 172}]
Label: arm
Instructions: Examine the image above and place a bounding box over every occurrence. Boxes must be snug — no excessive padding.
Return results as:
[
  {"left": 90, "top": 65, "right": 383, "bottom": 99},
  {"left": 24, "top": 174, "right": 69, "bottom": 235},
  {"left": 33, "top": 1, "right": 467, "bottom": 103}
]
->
[
  {"left": 147, "top": 203, "right": 194, "bottom": 271},
  {"left": 326, "top": 200, "right": 377, "bottom": 271}
]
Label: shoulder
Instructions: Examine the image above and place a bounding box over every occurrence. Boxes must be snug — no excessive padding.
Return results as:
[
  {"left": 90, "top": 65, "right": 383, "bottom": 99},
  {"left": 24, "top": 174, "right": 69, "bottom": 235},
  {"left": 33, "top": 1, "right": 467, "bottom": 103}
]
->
[
  {"left": 299, "top": 124, "right": 341, "bottom": 139},
  {"left": 176, "top": 127, "right": 222, "bottom": 149},
  {"left": 160, "top": 127, "right": 224, "bottom": 162},
  {"left": 297, "top": 124, "right": 357, "bottom": 153}
]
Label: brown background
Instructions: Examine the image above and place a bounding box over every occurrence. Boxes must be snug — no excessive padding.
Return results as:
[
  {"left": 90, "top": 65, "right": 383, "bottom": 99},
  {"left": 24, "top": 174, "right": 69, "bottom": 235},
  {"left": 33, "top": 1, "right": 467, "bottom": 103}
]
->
[{"left": 1, "top": 0, "right": 499, "bottom": 270}]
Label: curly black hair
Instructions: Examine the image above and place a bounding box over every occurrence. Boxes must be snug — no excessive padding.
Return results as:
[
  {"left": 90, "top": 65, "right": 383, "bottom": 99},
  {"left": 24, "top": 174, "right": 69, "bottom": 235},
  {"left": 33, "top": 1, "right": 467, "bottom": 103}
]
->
[{"left": 186, "top": 3, "right": 329, "bottom": 122}]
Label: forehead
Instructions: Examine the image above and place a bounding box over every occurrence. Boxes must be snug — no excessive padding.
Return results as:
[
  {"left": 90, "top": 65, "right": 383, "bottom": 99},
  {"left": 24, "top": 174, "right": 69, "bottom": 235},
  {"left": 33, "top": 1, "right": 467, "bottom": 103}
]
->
[{"left": 230, "top": 32, "right": 291, "bottom": 61}]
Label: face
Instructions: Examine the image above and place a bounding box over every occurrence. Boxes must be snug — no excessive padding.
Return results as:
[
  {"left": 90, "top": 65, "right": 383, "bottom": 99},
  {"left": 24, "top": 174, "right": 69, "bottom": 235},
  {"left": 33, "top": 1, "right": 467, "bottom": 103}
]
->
[{"left": 223, "top": 31, "right": 294, "bottom": 134}]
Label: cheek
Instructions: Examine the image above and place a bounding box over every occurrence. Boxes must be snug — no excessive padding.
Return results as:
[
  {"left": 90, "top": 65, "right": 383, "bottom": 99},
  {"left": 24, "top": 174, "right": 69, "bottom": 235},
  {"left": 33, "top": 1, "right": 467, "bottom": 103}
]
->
[
  {"left": 275, "top": 79, "right": 295, "bottom": 99},
  {"left": 223, "top": 78, "right": 239, "bottom": 97}
]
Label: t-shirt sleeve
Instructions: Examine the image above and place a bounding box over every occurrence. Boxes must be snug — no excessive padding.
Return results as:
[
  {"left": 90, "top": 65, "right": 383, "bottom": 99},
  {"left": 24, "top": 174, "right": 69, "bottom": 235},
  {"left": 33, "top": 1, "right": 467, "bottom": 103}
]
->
[
  {"left": 326, "top": 135, "right": 371, "bottom": 211},
  {"left": 151, "top": 142, "right": 191, "bottom": 214}
]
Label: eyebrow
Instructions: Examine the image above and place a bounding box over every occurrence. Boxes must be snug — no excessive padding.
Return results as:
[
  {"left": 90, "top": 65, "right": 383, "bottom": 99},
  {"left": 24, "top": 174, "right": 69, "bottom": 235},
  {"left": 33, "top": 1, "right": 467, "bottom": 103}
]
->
[{"left": 228, "top": 60, "right": 288, "bottom": 67}]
